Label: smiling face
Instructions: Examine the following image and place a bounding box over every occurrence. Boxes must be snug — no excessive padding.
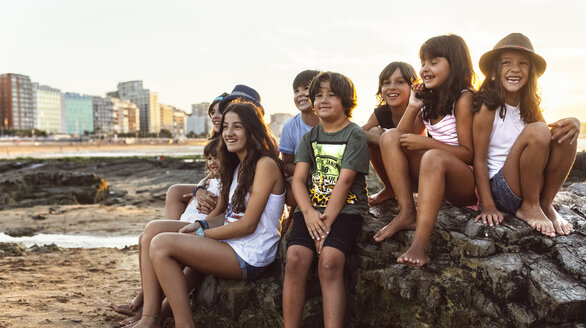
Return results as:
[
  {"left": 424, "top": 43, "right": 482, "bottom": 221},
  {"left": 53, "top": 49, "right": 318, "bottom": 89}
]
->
[
  {"left": 294, "top": 84, "right": 312, "bottom": 113},
  {"left": 210, "top": 103, "right": 222, "bottom": 133},
  {"left": 499, "top": 50, "right": 530, "bottom": 104},
  {"left": 222, "top": 111, "right": 248, "bottom": 157},
  {"left": 206, "top": 154, "right": 220, "bottom": 177},
  {"left": 381, "top": 68, "right": 411, "bottom": 110},
  {"left": 312, "top": 81, "right": 345, "bottom": 122},
  {"left": 420, "top": 57, "right": 450, "bottom": 90}
]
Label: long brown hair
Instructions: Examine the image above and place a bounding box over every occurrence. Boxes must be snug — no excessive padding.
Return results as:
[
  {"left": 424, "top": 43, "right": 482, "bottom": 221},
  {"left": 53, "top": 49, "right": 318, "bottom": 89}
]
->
[
  {"left": 418, "top": 34, "right": 476, "bottom": 121},
  {"left": 474, "top": 50, "right": 544, "bottom": 123},
  {"left": 218, "top": 101, "right": 285, "bottom": 213}
]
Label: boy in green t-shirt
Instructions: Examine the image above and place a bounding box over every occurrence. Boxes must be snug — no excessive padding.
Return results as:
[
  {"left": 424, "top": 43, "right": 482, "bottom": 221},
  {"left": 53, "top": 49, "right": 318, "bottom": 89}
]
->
[{"left": 282, "top": 71, "right": 369, "bottom": 327}]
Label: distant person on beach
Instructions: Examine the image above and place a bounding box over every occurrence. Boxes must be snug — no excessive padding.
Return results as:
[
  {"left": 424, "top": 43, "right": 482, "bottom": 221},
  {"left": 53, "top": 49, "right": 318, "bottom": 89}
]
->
[
  {"left": 110, "top": 138, "right": 222, "bottom": 325},
  {"left": 282, "top": 71, "right": 369, "bottom": 327},
  {"left": 128, "top": 101, "right": 285, "bottom": 328},
  {"left": 472, "top": 33, "right": 579, "bottom": 236},
  {"left": 372, "top": 35, "right": 477, "bottom": 268},
  {"left": 362, "top": 62, "right": 418, "bottom": 205}
]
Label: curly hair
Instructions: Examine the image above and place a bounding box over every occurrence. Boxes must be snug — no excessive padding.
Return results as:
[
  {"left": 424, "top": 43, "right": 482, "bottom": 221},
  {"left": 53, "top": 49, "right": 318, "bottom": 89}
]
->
[
  {"left": 418, "top": 34, "right": 476, "bottom": 121},
  {"left": 217, "top": 101, "right": 285, "bottom": 214},
  {"left": 473, "top": 50, "right": 544, "bottom": 123},
  {"left": 375, "top": 62, "right": 418, "bottom": 111},
  {"left": 308, "top": 71, "right": 357, "bottom": 118}
]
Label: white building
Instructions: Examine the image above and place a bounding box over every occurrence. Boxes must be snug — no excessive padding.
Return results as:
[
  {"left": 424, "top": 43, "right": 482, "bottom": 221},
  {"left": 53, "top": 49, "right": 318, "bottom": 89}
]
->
[
  {"left": 269, "top": 113, "right": 293, "bottom": 138},
  {"left": 117, "top": 81, "right": 160, "bottom": 134},
  {"left": 186, "top": 102, "right": 210, "bottom": 137},
  {"left": 32, "top": 83, "right": 62, "bottom": 133}
]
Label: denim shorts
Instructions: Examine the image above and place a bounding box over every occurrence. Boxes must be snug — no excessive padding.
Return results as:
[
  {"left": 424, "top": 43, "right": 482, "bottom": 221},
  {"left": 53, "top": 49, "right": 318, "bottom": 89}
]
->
[
  {"left": 234, "top": 251, "right": 268, "bottom": 281},
  {"left": 489, "top": 168, "right": 522, "bottom": 214}
]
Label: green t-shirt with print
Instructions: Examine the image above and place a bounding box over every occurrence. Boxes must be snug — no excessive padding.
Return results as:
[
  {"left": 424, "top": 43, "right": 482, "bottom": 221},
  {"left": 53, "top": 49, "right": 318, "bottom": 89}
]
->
[{"left": 294, "top": 122, "right": 369, "bottom": 216}]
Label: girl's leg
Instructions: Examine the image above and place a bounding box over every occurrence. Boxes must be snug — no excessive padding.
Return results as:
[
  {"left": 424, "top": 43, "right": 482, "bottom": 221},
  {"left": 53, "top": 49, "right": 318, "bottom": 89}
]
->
[
  {"left": 374, "top": 129, "right": 423, "bottom": 242},
  {"left": 502, "top": 122, "right": 555, "bottom": 237},
  {"left": 366, "top": 127, "right": 395, "bottom": 205},
  {"left": 283, "top": 245, "right": 314, "bottom": 328},
  {"left": 368, "top": 142, "right": 396, "bottom": 205},
  {"left": 318, "top": 247, "right": 346, "bottom": 328},
  {"left": 131, "top": 220, "right": 190, "bottom": 328},
  {"left": 398, "top": 149, "right": 476, "bottom": 267},
  {"left": 540, "top": 138, "right": 577, "bottom": 235},
  {"left": 165, "top": 184, "right": 195, "bottom": 220},
  {"left": 149, "top": 233, "right": 242, "bottom": 328}
]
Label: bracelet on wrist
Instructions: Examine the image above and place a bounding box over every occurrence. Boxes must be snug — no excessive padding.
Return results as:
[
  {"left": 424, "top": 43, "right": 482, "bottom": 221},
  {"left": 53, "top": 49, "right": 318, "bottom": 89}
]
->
[
  {"left": 192, "top": 185, "right": 205, "bottom": 197},
  {"left": 195, "top": 220, "right": 209, "bottom": 230}
]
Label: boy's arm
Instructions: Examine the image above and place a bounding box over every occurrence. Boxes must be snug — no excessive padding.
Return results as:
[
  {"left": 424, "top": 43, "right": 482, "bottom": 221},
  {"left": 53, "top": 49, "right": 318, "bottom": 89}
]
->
[
  {"left": 282, "top": 153, "right": 296, "bottom": 177},
  {"left": 321, "top": 168, "right": 356, "bottom": 226},
  {"left": 292, "top": 161, "right": 329, "bottom": 240}
]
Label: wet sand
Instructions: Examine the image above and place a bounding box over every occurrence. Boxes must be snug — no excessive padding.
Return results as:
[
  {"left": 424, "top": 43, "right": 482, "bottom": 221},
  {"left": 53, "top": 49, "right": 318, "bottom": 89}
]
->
[{"left": 0, "top": 155, "right": 201, "bottom": 328}]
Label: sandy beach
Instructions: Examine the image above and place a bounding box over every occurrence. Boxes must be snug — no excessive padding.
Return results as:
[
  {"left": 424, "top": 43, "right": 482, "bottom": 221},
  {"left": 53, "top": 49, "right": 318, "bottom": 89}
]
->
[{"left": 0, "top": 145, "right": 209, "bottom": 328}]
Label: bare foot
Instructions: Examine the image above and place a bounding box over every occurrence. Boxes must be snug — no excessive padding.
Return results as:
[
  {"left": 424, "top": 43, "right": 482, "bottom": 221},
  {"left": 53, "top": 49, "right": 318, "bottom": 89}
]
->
[
  {"left": 397, "top": 245, "right": 430, "bottom": 267},
  {"left": 119, "top": 315, "right": 141, "bottom": 327},
  {"left": 123, "top": 316, "right": 160, "bottom": 328},
  {"left": 515, "top": 205, "right": 556, "bottom": 237},
  {"left": 110, "top": 291, "right": 143, "bottom": 316},
  {"left": 368, "top": 188, "right": 395, "bottom": 205},
  {"left": 373, "top": 210, "right": 416, "bottom": 242},
  {"left": 542, "top": 205, "right": 573, "bottom": 235},
  {"left": 110, "top": 303, "right": 142, "bottom": 317}
]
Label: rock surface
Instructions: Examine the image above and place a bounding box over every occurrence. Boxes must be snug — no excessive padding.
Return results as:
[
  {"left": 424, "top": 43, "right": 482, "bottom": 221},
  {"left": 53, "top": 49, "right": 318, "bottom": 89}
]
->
[{"left": 189, "top": 153, "right": 586, "bottom": 327}]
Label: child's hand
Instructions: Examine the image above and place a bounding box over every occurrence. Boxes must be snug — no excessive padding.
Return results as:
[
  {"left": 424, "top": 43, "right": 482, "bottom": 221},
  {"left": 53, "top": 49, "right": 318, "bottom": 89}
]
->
[
  {"left": 549, "top": 118, "right": 580, "bottom": 144},
  {"left": 195, "top": 190, "right": 218, "bottom": 214},
  {"left": 408, "top": 83, "right": 425, "bottom": 110},
  {"left": 399, "top": 133, "right": 430, "bottom": 151},
  {"left": 179, "top": 222, "right": 198, "bottom": 234},
  {"left": 303, "top": 209, "right": 329, "bottom": 241},
  {"left": 315, "top": 237, "right": 326, "bottom": 256},
  {"left": 474, "top": 207, "right": 504, "bottom": 226}
]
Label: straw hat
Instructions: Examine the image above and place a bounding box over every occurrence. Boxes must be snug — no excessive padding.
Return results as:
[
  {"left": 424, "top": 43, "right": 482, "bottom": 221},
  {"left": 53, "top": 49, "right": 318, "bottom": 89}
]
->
[{"left": 479, "top": 33, "right": 546, "bottom": 77}]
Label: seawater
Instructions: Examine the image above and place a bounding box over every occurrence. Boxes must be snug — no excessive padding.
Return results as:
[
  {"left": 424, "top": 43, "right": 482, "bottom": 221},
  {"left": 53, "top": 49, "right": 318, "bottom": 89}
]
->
[{"left": 0, "top": 232, "right": 138, "bottom": 249}]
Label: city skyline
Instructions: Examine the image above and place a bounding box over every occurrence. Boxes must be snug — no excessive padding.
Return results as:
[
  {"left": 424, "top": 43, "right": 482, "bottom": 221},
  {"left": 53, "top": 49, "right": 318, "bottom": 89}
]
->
[{"left": 1, "top": 0, "right": 585, "bottom": 126}]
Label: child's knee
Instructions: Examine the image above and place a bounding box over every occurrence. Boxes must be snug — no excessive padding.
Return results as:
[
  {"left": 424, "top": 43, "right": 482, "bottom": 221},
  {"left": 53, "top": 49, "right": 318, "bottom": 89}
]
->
[
  {"left": 525, "top": 122, "right": 551, "bottom": 146},
  {"left": 420, "top": 149, "right": 450, "bottom": 170},
  {"left": 285, "top": 248, "right": 312, "bottom": 276},
  {"left": 317, "top": 255, "right": 344, "bottom": 281},
  {"left": 379, "top": 128, "right": 402, "bottom": 146}
]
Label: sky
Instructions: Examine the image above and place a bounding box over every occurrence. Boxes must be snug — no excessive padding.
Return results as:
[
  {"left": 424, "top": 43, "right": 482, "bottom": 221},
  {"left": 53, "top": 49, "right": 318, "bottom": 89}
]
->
[{"left": 1, "top": 0, "right": 585, "bottom": 126}]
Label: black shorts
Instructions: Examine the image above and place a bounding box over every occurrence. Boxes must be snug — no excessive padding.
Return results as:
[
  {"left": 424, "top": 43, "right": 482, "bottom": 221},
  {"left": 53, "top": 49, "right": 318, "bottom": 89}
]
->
[{"left": 287, "top": 211, "right": 363, "bottom": 256}]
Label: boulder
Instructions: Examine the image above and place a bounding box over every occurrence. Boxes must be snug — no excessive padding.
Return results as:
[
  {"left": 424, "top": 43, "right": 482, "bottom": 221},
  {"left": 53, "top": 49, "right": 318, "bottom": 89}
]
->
[
  {"left": 189, "top": 182, "right": 586, "bottom": 327},
  {"left": 0, "top": 170, "right": 108, "bottom": 209}
]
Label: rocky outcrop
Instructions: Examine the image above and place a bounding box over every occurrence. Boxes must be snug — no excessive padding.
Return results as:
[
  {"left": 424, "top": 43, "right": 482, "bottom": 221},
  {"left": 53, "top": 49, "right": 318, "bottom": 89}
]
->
[
  {"left": 189, "top": 181, "right": 586, "bottom": 327},
  {"left": 0, "top": 170, "right": 108, "bottom": 209}
]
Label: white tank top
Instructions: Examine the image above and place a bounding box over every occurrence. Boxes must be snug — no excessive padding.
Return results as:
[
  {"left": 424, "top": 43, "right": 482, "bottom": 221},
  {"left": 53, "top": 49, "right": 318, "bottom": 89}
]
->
[
  {"left": 223, "top": 164, "right": 285, "bottom": 267},
  {"left": 487, "top": 103, "right": 525, "bottom": 178},
  {"left": 179, "top": 178, "right": 221, "bottom": 223}
]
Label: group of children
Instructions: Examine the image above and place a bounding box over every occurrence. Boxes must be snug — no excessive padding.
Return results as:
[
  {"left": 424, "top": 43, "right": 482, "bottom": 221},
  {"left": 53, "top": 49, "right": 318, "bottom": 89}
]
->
[{"left": 111, "top": 32, "right": 580, "bottom": 328}]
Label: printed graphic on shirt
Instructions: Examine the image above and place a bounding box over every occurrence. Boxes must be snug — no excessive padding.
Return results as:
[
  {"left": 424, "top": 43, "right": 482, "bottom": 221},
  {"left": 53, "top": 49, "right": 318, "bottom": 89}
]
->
[
  {"left": 309, "top": 141, "right": 358, "bottom": 207},
  {"left": 225, "top": 202, "right": 243, "bottom": 224}
]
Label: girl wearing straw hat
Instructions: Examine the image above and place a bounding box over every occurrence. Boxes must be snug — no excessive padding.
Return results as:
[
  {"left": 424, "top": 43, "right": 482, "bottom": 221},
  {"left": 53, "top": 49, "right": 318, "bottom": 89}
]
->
[{"left": 472, "top": 33, "right": 580, "bottom": 236}]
